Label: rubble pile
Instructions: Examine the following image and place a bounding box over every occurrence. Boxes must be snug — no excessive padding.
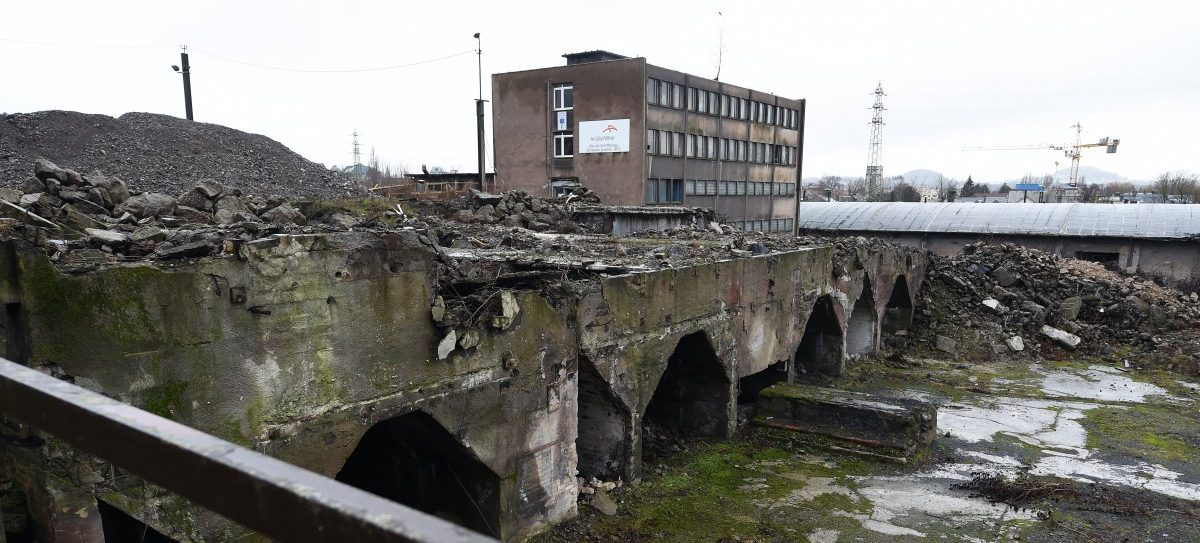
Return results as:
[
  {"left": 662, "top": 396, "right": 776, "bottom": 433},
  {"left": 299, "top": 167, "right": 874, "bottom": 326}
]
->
[
  {"left": 911, "top": 242, "right": 1200, "bottom": 365},
  {"left": 0, "top": 111, "right": 359, "bottom": 198},
  {"left": 448, "top": 189, "right": 586, "bottom": 233},
  {"left": 2, "top": 159, "right": 362, "bottom": 272}
]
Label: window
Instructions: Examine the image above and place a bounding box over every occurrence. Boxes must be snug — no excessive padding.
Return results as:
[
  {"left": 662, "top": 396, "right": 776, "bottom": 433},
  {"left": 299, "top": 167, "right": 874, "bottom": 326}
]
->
[
  {"left": 769, "top": 105, "right": 777, "bottom": 125},
  {"left": 671, "top": 132, "right": 683, "bottom": 157},
  {"left": 719, "top": 181, "right": 729, "bottom": 195},
  {"left": 737, "top": 140, "right": 746, "bottom": 162},
  {"left": 697, "top": 91, "right": 707, "bottom": 113},
  {"left": 720, "top": 138, "right": 729, "bottom": 160},
  {"left": 646, "top": 179, "right": 683, "bottom": 204},
  {"left": 748, "top": 142, "right": 757, "bottom": 163},
  {"left": 707, "top": 136, "right": 717, "bottom": 159},
  {"left": 687, "top": 134, "right": 696, "bottom": 157},
  {"left": 554, "top": 132, "right": 573, "bottom": 157},
  {"left": 672, "top": 84, "right": 683, "bottom": 108},
  {"left": 696, "top": 135, "right": 706, "bottom": 159},
  {"left": 659, "top": 81, "right": 670, "bottom": 106},
  {"left": 750, "top": 101, "right": 758, "bottom": 122},
  {"left": 741, "top": 98, "right": 750, "bottom": 120},
  {"left": 759, "top": 143, "right": 768, "bottom": 163},
  {"left": 647, "top": 129, "right": 659, "bottom": 154},
  {"left": 720, "top": 94, "right": 729, "bottom": 117},
  {"left": 553, "top": 84, "right": 573, "bottom": 110},
  {"left": 707, "top": 180, "right": 718, "bottom": 195},
  {"left": 708, "top": 91, "right": 719, "bottom": 115},
  {"left": 685, "top": 179, "right": 696, "bottom": 195},
  {"left": 688, "top": 88, "right": 698, "bottom": 111},
  {"left": 646, "top": 79, "right": 658, "bottom": 104}
]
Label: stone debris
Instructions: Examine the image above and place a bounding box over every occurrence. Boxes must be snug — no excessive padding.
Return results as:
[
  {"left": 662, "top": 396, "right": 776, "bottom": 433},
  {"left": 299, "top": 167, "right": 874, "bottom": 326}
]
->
[
  {"left": 1, "top": 111, "right": 360, "bottom": 198},
  {"left": 437, "top": 330, "right": 457, "bottom": 360},
  {"left": 935, "top": 335, "right": 957, "bottom": 354},
  {"left": 912, "top": 241, "right": 1200, "bottom": 363},
  {"left": 589, "top": 489, "right": 619, "bottom": 516},
  {"left": 1006, "top": 335, "right": 1025, "bottom": 352},
  {"left": 1040, "top": 325, "right": 1081, "bottom": 350}
]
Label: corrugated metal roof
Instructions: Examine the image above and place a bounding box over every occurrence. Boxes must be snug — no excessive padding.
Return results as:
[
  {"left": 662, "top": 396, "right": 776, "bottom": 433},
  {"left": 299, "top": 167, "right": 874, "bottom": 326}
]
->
[{"left": 796, "top": 202, "right": 1200, "bottom": 240}]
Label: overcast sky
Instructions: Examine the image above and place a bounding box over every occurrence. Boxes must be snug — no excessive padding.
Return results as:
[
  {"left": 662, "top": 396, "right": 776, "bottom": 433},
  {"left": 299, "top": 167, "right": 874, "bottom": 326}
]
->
[{"left": 4, "top": 0, "right": 1199, "bottom": 185}]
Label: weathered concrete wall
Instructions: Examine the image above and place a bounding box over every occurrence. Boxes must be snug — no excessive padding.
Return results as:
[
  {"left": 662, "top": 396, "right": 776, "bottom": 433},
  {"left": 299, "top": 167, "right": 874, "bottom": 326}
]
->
[
  {"left": 0, "top": 234, "right": 926, "bottom": 541},
  {"left": 1, "top": 232, "right": 578, "bottom": 542},
  {"left": 575, "top": 244, "right": 925, "bottom": 481}
]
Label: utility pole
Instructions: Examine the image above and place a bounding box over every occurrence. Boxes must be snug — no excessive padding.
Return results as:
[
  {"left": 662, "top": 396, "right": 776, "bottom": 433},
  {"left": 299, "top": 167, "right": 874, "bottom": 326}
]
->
[
  {"left": 474, "top": 33, "right": 487, "bottom": 192},
  {"left": 171, "top": 45, "right": 194, "bottom": 121},
  {"left": 865, "top": 82, "right": 885, "bottom": 201},
  {"left": 352, "top": 129, "right": 363, "bottom": 185}
]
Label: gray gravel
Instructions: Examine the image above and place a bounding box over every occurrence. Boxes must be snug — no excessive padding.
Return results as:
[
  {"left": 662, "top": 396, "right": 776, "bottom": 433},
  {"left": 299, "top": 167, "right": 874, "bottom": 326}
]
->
[{"left": 0, "top": 110, "right": 362, "bottom": 199}]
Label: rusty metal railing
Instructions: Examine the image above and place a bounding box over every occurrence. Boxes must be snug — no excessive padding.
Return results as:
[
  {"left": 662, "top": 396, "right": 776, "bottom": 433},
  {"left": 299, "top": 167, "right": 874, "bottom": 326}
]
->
[{"left": 0, "top": 358, "right": 497, "bottom": 543}]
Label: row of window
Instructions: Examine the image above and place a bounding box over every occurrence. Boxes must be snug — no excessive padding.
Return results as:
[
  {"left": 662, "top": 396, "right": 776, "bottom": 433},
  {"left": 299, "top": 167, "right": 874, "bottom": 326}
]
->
[
  {"left": 736, "top": 218, "right": 794, "bottom": 233},
  {"left": 646, "top": 78, "right": 800, "bottom": 129},
  {"left": 684, "top": 180, "right": 797, "bottom": 197},
  {"left": 647, "top": 129, "right": 797, "bottom": 165},
  {"left": 644, "top": 179, "right": 796, "bottom": 203}
]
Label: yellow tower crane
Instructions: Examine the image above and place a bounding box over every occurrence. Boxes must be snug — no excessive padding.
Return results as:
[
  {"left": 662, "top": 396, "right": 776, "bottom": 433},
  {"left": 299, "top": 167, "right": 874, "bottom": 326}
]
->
[{"left": 964, "top": 123, "right": 1120, "bottom": 186}]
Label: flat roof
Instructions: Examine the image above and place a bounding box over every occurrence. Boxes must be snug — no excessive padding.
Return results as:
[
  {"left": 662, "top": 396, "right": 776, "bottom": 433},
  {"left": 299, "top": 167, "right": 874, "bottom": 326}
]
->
[{"left": 797, "top": 202, "right": 1200, "bottom": 240}]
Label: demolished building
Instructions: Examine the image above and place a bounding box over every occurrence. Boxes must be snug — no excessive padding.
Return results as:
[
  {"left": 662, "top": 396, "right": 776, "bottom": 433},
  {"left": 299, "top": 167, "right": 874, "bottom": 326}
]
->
[{"left": 0, "top": 156, "right": 926, "bottom": 541}]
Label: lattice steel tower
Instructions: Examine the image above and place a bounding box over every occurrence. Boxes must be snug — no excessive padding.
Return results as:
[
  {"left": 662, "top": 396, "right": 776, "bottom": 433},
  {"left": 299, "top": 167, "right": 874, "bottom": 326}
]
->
[
  {"left": 352, "top": 129, "right": 361, "bottom": 167},
  {"left": 865, "top": 82, "right": 886, "bottom": 200}
]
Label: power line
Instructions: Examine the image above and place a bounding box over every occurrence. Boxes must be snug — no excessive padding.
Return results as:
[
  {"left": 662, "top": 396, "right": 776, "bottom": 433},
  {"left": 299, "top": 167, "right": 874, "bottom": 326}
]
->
[
  {"left": 189, "top": 48, "right": 475, "bottom": 73},
  {"left": 0, "top": 37, "right": 475, "bottom": 73}
]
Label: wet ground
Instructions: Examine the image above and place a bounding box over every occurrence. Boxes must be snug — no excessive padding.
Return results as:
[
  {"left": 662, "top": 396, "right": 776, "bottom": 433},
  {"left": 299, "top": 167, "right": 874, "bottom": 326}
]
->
[{"left": 535, "top": 357, "right": 1200, "bottom": 542}]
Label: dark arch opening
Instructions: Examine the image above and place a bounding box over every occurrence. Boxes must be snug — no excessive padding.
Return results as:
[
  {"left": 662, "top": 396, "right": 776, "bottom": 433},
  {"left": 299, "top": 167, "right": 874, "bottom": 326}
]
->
[
  {"left": 846, "top": 283, "right": 878, "bottom": 356},
  {"left": 882, "top": 275, "right": 914, "bottom": 335},
  {"left": 98, "top": 500, "right": 178, "bottom": 543},
  {"left": 577, "top": 356, "right": 631, "bottom": 481},
  {"left": 642, "top": 332, "right": 731, "bottom": 460},
  {"left": 736, "top": 361, "right": 787, "bottom": 422},
  {"left": 335, "top": 411, "right": 500, "bottom": 537},
  {"left": 795, "top": 296, "right": 845, "bottom": 377}
]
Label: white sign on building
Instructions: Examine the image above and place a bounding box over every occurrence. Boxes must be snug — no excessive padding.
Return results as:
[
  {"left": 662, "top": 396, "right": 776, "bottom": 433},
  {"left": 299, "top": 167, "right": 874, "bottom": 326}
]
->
[{"left": 578, "top": 119, "right": 630, "bottom": 154}]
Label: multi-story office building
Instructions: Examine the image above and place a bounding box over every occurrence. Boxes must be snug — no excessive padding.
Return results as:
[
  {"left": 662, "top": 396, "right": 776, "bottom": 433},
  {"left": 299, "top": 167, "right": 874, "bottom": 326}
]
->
[{"left": 491, "top": 50, "right": 805, "bottom": 233}]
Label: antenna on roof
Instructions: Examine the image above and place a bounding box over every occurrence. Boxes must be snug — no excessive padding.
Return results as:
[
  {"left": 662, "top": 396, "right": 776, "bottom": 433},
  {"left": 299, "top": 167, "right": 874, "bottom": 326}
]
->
[{"left": 714, "top": 11, "right": 725, "bottom": 81}]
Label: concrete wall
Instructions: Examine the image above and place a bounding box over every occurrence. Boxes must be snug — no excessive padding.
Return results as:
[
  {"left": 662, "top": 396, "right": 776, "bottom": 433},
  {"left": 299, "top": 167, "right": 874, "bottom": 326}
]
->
[
  {"left": 0, "top": 235, "right": 926, "bottom": 541},
  {"left": 0, "top": 233, "right": 578, "bottom": 542}
]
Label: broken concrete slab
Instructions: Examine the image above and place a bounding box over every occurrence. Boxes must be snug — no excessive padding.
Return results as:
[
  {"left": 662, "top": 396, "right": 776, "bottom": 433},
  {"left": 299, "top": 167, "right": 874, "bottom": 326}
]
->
[
  {"left": 430, "top": 296, "right": 446, "bottom": 323},
  {"left": 992, "top": 267, "right": 1017, "bottom": 287},
  {"left": 492, "top": 291, "right": 520, "bottom": 330},
  {"left": 935, "top": 335, "right": 957, "bottom": 354},
  {"left": 1040, "top": 325, "right": 1081, "bottom": 350},
  {"left": 458, "top": 329, "right": 480, "bottom": 350},
  {"left": 437, "top": 329, "right": 457, "bottom": 360},
  {"left": 1058, "top": 296, "right": 1083, "bottom": 321},
  {"left": 755, "top": 383, "right": 937, "bottom": 462},
  {"left": 982, "top": 298, "right": 1002, "bottom": 311},
  {"left": 85, "top": 228, "right": 130, "bottom": 245},
  {"left": 1006, "top": 336, "right": 1025, "bottom": 352},
  {"left": 590, "top": 489, "right": 619, "bottom": 516}
]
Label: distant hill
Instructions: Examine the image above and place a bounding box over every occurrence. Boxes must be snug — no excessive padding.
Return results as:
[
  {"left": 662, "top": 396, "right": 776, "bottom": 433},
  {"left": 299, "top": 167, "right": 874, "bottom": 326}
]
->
[{"left": 1000, "top": 166, "right": 1127, "bottom": 186}]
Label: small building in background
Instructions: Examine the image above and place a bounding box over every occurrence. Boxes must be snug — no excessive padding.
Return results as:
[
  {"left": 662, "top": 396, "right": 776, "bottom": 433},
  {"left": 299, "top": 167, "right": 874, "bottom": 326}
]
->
[{"left": 491, "top": 50, "right": 804, "bottom": 233}]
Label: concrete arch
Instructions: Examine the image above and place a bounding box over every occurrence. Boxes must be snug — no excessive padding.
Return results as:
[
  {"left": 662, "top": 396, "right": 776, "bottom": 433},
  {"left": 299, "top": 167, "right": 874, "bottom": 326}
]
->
[
  {"left": 641, "top": 331, "right": 733, "bottom": 463},
  {"left": 845, "top": 278, "right": 879, "bottom": 356},
  {"left": 794, "top": 295, "right": 845, "bottom": 377},
  {"left": 335, "top": 410, "right": 501, "bottom": 538},
  {"left": 576, "top": 355, "right": 632, "bottom": 481},
  {"left": 883, "top": 274, "right": 914, "bottom": 334}
]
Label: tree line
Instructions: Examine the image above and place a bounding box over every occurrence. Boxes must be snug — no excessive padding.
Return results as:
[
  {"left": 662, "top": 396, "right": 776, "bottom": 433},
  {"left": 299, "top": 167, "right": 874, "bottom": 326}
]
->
[{"left": 807, "top": 171, "right": 1199, "bottom": 203}]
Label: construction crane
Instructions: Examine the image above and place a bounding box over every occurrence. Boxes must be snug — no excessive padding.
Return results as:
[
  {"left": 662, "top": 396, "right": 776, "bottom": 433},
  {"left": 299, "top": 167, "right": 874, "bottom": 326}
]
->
[{"left": 964, "top": 123, "right": 1120, "bottom": 186}]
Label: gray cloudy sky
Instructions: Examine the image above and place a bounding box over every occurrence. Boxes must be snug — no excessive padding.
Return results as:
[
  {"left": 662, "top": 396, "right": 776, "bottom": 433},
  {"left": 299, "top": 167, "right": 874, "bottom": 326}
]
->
[{"left": 4, "top": 0, "right": 1199, "bottom": 185}]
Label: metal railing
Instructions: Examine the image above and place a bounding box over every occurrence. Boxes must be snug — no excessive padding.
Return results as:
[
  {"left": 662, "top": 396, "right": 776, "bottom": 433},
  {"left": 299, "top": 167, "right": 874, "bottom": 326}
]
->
[{"left": 0, "top": 357, "right": 497, "bottom": 542}]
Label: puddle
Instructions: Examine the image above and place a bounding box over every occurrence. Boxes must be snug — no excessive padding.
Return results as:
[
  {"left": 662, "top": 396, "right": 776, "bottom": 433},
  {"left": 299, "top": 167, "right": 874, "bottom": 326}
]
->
[
  {"left": 1039, "top": 365, "right": 1173, "bottom": 403},
  {"left": 940, "top": 397, "right": 1097, "bottom": 454}
]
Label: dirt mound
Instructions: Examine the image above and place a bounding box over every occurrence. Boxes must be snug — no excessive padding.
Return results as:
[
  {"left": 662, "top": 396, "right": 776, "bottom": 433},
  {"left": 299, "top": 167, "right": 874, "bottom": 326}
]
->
[
  {"left": 909, "top": 242, "right": 1200, "bottom": 368},
  {"left": 0, "top": 110, "right": 359, "bottom": 199}
]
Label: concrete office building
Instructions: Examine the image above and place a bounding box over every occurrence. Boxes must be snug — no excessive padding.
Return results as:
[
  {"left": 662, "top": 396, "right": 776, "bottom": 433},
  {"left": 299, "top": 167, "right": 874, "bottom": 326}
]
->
[{"left": 492, "top": 51, "right": 805, "bottom": 233}]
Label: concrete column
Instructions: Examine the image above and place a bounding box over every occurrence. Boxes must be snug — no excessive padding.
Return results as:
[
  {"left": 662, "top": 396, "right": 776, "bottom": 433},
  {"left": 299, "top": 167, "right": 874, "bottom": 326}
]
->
[{"left": 25, "top": 477, "right": 104, "bottom": 543}]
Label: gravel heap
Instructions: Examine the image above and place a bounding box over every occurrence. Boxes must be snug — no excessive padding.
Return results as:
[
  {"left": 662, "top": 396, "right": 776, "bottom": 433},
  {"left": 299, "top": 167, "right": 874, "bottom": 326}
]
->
[
  {"left": 0, "top": 110, "right": 359, "bottom": 198},
  {"left": 910, "top": 241, "right": 1200, "bottom": 364}
]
